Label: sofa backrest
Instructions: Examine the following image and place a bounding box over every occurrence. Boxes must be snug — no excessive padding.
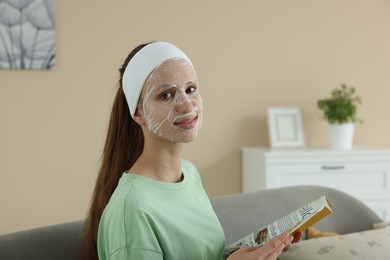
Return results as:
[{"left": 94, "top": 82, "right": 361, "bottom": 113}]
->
[
  {"left": 0, "top": 220, "right": 84, "bottom": 260},
  {"left": 211, "top": 185, "right": 382, "bottom": 245},
  {"left": 0, "top": 185, "right": 382, "bottom": 259}
]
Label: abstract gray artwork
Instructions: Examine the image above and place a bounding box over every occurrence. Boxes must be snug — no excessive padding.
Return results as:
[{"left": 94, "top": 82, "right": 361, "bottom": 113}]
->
[{"left": 0, "top": 0, "right": 55, "bottom": 70}]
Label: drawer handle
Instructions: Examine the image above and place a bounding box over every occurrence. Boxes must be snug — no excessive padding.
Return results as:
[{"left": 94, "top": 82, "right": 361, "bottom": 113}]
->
[{"left": 321, "top": 165, "right": 345, "bottom": 170}]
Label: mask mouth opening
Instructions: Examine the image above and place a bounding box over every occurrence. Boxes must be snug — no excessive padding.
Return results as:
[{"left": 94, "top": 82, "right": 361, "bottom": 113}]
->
[{"left": 174, "top": 115, "right": 198, "bottom": 125}]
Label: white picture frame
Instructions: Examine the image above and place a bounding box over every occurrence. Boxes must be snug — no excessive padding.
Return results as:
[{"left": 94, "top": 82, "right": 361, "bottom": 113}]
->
[{"left": 267, "top": 107, "right": 305, "bottom": 148}]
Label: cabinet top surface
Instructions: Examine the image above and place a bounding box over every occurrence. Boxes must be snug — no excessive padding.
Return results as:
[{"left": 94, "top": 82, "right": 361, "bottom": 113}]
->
[{"left": 241, "top": 146, "right": 390, "bottom": 156}]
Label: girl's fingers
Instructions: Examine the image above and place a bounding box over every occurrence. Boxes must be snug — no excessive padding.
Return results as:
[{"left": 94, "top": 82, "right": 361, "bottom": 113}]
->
[
  {"left": 266, "top": 233, "right": 293, "bottom": 259},
  {"left": 256, "top": 232, "right": 292, "bottom": 257},
  {"left": 292, "top": 230, "right": 303, "bottom": 243},
  {"left": 228, "top": 232, "right": 296, "bottom": 260},
  {"left": 283, "top": 230, "right": 303, "bottom": 251}
]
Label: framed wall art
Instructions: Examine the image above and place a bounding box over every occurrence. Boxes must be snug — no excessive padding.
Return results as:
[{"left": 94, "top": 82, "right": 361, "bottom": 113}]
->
[
  {"left": 267, "top": 107, "right": 305, "bottom": 148},
  {"left": 0, "top": 0, "right": 56, "bottom": 70}
]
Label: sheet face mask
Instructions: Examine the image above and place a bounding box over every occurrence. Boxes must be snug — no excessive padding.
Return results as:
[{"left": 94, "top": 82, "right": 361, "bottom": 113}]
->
[
  {"left": 139, "top": 58, "right": 203, "bottom": 143},
  {"left": 122, "top": 41, "right": 191, "bottom": 119}
]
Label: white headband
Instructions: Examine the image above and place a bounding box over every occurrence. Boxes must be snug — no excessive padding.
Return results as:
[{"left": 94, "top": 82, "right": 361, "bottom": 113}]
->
[{"left": 122, "top": 41, "right": 192, "bottom": 118}]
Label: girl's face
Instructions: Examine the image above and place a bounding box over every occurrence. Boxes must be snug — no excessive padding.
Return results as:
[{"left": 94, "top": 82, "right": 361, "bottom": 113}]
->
[{"left": 138, "top": 58, "right": 203, "bottom": 143}]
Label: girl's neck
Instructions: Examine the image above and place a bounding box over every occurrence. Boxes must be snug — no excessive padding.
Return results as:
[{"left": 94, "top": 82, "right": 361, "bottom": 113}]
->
[{"left": 130, "top": 138, "right": 184, "bottom": 183}]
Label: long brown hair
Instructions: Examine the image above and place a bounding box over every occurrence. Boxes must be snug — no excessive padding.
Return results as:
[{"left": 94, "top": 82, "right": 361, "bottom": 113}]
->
[{"left": 81, "top": 43, "right": 150, "bottom": 259}]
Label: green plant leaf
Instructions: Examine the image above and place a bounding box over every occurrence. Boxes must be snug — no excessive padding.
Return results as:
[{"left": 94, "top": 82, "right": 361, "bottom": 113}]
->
[{"left": 317, "top": 83, "right": 362, "bottom": 124}]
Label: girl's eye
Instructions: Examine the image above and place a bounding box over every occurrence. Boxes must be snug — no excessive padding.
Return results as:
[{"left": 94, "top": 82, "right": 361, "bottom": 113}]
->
[
  {"left": 159, "top": 91, "right": 174, "bottom": 101},
  {"left": 186, "top": 86, "right": 197, "bottom": 94}
]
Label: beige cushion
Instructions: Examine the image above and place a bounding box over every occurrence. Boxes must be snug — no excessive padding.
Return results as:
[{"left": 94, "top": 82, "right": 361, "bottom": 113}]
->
[{"left": 279, "top": 228, "right": 390, "bottom": 260}]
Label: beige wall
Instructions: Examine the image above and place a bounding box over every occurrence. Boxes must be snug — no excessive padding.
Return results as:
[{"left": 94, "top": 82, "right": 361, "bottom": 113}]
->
[{"left": 1, "top": 0, "right": 390, "bottom": 234}]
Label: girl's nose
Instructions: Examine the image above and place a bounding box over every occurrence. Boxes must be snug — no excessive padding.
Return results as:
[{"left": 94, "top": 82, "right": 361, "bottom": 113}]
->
[{"left": 175, "top": 94, "right": 193, "bottom": 114}]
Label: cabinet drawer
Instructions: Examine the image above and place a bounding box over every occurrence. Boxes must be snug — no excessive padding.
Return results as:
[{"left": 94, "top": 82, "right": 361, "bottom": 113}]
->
[
  {"left": 267, "top": 163, "right": 390, "bottom": 201},
  {"left": 241, "top": 147, "right": 390, "bottom": 221}
]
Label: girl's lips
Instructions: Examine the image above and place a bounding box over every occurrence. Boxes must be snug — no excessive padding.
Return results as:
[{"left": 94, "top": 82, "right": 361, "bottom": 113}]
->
[{"left": 174, "top": 116, "right": 198, "bottom": 130}]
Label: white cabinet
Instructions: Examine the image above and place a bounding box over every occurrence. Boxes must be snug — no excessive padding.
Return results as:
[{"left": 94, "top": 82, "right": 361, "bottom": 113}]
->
[{"left": 241, "top": 147, "right": 390, "bottom": 221}]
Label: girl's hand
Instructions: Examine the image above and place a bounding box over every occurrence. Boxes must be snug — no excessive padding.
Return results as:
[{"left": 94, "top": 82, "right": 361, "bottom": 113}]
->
[
  {"left": 283, "top": 230, "right": 303, "bottom": 251},
  {"left": 227, "top": 231, "right": 301, "bottom": 260}
]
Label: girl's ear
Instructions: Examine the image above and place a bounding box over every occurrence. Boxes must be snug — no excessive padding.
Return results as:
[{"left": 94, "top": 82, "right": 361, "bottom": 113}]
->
[{"left": 133, "top": 107, "right": 146, "bottom": 126}]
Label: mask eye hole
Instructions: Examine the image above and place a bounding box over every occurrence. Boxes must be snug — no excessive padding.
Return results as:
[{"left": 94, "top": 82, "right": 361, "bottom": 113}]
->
[
  {"left": 186, "top": 84, "right": 198, "bottom": 95},
  {"left": 159, "top": 90, "right": 175, "bottom": 101}
]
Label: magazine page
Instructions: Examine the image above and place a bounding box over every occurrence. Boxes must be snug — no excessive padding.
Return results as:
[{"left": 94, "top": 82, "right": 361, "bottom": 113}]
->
[
  {"left": 266, "top": 196, "right": 332, "bottom": 239},
  {"left": 223, "top": 196, "right": 332, "bottom": 258}
]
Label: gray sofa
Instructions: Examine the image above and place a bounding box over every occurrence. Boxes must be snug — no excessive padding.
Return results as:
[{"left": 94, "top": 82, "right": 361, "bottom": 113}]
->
[{"left": 0, "top": 185, "right": 382, "bottom": 260}]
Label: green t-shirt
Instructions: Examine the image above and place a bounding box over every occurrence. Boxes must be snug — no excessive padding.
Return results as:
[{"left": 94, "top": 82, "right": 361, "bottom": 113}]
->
[{"left": 97, "top": 160, "right": 225, "bottom": 260}]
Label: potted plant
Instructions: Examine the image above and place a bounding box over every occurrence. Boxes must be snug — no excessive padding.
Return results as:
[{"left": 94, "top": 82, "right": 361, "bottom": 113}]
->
[{"left": 317, "top": 83, "right": 363, "bottom": 150}]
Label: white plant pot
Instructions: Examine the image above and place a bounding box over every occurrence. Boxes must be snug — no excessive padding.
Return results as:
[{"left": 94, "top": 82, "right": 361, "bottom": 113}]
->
[{"left": 328, "top": 123, "right": 355, "bottom": 150}]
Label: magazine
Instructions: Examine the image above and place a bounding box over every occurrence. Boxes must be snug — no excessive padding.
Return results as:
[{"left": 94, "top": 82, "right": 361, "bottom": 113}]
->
[{"left": 223, "top": 196, "right": 332, "bottom": 258}]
